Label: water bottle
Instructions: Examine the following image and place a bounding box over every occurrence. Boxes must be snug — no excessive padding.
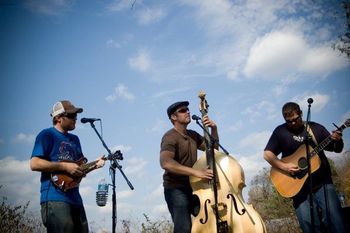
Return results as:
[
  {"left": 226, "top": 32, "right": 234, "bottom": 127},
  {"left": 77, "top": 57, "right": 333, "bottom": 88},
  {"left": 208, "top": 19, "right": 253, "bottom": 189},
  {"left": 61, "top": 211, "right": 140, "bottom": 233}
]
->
[{"left": 96, "top": 178, "right": 108, "bottom": 207}]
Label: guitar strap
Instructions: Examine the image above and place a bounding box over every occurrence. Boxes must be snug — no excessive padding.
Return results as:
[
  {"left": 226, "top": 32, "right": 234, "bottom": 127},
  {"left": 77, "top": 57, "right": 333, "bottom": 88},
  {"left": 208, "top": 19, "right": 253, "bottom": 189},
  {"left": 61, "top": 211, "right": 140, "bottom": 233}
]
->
[
  {"left": 305, "top": 123, "right": 330, "bottom": 180},
  {"left": 305, "top": 123, "right": 318, "bottom": 147}
]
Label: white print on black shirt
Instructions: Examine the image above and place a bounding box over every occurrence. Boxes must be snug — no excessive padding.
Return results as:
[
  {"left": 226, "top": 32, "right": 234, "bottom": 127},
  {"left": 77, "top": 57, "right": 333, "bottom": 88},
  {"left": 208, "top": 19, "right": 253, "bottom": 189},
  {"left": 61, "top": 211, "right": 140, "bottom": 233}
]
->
[{"left": 293, "top": 135, "right": 304, "bottom": 143}]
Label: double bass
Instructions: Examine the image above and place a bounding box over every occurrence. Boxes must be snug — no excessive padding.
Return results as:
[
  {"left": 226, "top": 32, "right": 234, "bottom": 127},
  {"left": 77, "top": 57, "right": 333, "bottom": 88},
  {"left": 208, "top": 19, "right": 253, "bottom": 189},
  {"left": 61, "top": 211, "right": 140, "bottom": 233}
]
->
[{"left": 190, "top": 91, "right": 267, "bottom": 233}]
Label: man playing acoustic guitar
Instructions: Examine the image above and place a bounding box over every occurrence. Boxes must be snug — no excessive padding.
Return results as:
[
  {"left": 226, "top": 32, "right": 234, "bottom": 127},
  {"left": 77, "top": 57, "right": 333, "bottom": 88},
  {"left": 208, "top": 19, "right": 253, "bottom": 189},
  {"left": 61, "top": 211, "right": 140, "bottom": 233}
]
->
[
  {"left": 263, "top": 102, "right": 346, "bottom": 233},
  {"left": 30, "top": 100, "right": 105, "bottom": 233}
]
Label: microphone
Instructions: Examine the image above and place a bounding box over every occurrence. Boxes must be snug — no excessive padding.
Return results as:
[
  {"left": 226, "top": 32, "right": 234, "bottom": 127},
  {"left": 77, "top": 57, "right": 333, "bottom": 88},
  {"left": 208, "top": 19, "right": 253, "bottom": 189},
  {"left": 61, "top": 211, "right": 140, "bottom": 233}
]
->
[
  {"left": 307, "top": 98, "right": 313, "bottom": 104},
  {"left": 192, "top": 115, "right": 201, "bottom": 121},
  {"left": 96, "top": 178, "right": 108, "bottom": 207},
  {"left": 81, "top": 118, "right": 101, "bottom": 124}
]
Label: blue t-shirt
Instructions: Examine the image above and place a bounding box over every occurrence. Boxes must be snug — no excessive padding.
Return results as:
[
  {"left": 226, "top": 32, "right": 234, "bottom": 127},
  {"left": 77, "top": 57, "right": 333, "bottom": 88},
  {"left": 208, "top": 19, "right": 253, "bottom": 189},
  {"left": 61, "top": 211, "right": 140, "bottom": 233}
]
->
[{"left": 31, "top": 127, "right": 84, "bottom": 206}]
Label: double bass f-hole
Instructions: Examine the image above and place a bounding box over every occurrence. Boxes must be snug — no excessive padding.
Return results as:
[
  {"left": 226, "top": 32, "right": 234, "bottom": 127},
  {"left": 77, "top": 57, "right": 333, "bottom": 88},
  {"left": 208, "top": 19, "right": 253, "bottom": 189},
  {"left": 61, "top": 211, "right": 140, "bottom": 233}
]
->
[
  {"left": 200, "top": 199, "right": 211, "bottom": 224},
  {"left": 227, "top": 194, "right": 246, "bottom": 216}
]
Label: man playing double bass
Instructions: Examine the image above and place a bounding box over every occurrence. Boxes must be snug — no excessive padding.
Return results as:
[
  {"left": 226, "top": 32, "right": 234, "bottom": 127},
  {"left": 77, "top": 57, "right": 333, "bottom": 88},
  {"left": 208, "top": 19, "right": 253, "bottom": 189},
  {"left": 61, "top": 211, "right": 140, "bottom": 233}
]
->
[{"left": 160, "top": 101, "right": 219, "bottom": 233}]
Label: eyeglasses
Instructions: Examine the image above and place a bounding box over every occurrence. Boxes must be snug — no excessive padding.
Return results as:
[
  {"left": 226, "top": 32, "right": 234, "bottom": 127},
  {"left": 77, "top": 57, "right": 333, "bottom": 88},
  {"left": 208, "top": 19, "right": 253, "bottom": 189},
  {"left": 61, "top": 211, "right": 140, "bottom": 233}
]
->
[
  {"left": 285, "top": 115, "right": 300, "bottom": 124},
  {"left": 176, "top": 107, "right": 189, "bottom": 113},
  {"left": 63, "top": 113, "right": 77, "bottom": 119}
]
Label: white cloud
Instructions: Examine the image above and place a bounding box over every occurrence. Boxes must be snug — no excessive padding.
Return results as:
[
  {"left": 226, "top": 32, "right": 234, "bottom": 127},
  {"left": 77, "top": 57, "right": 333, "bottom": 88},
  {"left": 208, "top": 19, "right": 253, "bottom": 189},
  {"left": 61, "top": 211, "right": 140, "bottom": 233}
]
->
[
  {"left": 25, "top": 0, "right": 74, "bottom": 15},
  {"left": 105, "top": 84, "right": 135, "bottom": 102},
  {"left": 14, "top": 133, "right": 36, "bottom": 144},
  {"left": 153, "top": 87, "right": 191, "bottom": 98},
  {"left": 128, "top": 49, "right": 152, "bottom": 72},
  {"left": 243, "top": 30, "right": 348, "bottom": 80},
  {"left": 242, "top": 101, "right": 278, "bottom": 122},
  {"left": 298, "top": 46, "right": 348, "bottom": 78},
  {"left": 116, "top": 190, "right": 134, "bottom": 199},
  {"left": 124, "top": 156, "right": 149, "bottom": 178},
  {"left": 238, "top": 131, "right": 272, "bottom": 152},
  {"left": 150, "top": 184, "right": 163, "bottom": 197},
  {"left": 105, "top": 94, "right": 116, "bottom": 102},
  {"left": 106, "top": 39, "right": 121, "bottom": 48},
  {"left": 272, "top": 85, "right": 285, "bottom": 96},
  {"left": 79, "top": 185, "right": 94, "bottom": 197},
  {"left": 150, "top": 119, "right": 168, "bottom": 133},
  {"left": 0, "top": 157, "right": 40, "bottom": 211},
  {"left": 107, "top": 0, "right": 133, "bottom": 12},
  {"left": 186, "top": 0, "right": 233, "bottom": 34},
  {"left": 227, "top": 120, "right": 243, "bottom": 132},
  {"left": 257, "top": 101, "right": 278, "bottom": 120},
  {"left": 137, "top": 7, "right": 166, "bottom": 25},
  {"left": 244, "top": 31, "right": 305, "bottom": 79},
  {"left": 115, "top": 84, "right": 135, "bottom": 100},
  {"left": 292, "top": 92, "right": 330, "bottom": 113},
  {"left": 342, "top": 111, "right": 350, "bottom": 123},
  {"left": 226, "top": 70, "right": 239, "bottom": 81},
  {"left": 237, "top": 152, "right": 268, "bottom": 186},
  {"left": 179, "top": 0, "right": 290, "bottom": 58},
  {"left": 144, "top": 1, "right": 349, "bottom": 86},
  {"left": 241, "top": 107, "right": 261, "bottom": 123},
  {"left": 151, "top": 204, "right": 169, "bottom": 215}
]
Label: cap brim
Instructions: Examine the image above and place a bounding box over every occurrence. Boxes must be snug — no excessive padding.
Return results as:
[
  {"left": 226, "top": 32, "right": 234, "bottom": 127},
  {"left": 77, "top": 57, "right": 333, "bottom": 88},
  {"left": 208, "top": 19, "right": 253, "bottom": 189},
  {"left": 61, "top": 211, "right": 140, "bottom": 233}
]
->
[{"left": 66, "top": 108, "right": 83, "bottom": 114}]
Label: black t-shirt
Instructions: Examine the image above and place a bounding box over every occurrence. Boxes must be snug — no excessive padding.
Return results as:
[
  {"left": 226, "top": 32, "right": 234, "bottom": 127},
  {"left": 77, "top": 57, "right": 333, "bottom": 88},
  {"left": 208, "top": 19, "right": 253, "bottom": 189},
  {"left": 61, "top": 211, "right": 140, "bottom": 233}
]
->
[
  {"left": 265, "top": 121, "right": 344, "bottom": 206},
  {"left": 160, "top": 128, "right": 203, "bottom": 189}
]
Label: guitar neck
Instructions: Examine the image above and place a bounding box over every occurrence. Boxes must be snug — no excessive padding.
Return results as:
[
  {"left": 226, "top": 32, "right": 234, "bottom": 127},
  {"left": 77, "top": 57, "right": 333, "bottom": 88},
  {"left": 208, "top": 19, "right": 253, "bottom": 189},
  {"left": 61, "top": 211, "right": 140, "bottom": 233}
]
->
[
  {"left": 80, "top": 157, "right": 107, "bottom": 174},
  {"left": 311, "top": 122, "right": 346, "bottom": 157},
  {"left": 80, "top": 160, "right": 99, "bottom": 173}
]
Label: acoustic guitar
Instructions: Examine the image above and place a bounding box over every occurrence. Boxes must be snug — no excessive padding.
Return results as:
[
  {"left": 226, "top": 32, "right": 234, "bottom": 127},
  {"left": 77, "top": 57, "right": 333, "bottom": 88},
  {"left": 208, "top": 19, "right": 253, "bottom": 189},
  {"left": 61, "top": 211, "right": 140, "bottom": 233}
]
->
[
  {"left": 51, "top": 151, "right": 122, "bottom": 192},
  {"left": 270, "top": 119, "right": 350, "bottom": 198}
]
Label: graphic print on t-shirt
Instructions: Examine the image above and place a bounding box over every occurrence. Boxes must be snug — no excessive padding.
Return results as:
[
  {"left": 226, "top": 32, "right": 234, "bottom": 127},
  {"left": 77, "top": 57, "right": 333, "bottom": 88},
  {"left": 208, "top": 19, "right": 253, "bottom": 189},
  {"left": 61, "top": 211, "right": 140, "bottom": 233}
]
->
[
  {"left": 58, "top": 141, "right": 80, "bottom": 161},
  {"left": 293, "top": 135, "right": 304, "bottom": 143}
]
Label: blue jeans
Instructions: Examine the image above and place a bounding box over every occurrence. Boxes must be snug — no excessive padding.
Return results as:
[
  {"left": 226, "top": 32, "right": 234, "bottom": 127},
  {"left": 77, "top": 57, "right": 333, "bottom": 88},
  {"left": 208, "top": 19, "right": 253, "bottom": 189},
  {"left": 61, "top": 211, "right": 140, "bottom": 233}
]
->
[
  {"left": 41, "top": 201, "right": 88, "bottom": 233},
  {"left": 164, "top": 187, "right": 197, "bottom": 233},
  {"left": 295, "top": 184, "right": 346, "bottom": 233}
]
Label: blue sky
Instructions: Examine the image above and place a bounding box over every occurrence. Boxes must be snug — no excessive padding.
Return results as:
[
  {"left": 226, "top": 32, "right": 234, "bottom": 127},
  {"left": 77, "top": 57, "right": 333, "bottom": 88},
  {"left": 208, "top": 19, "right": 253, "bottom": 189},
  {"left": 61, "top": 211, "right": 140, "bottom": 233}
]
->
[{"left": 1, "top": 0, "right": 349, "bottom": 232}]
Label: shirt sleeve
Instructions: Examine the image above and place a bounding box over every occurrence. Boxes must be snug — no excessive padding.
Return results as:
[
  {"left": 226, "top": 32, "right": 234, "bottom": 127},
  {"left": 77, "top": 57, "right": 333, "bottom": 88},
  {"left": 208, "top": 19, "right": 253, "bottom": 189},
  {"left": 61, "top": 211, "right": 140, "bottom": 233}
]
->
[
  {"left": 160, "top": 133, "right": 176, "bottom": 153},
  {"left": 264, "top": 130, "right": 281, "bottom": 156},
  {"left": 31, "top": 130, "right": 53, "bottom": 159}
]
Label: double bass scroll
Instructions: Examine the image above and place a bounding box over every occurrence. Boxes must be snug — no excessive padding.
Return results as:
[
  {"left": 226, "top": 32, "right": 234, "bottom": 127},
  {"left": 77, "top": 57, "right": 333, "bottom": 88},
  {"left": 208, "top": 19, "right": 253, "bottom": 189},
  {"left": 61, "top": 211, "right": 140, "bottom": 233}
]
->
[{"left": 190, "top": 91, "right": 267, "bottom": 233}]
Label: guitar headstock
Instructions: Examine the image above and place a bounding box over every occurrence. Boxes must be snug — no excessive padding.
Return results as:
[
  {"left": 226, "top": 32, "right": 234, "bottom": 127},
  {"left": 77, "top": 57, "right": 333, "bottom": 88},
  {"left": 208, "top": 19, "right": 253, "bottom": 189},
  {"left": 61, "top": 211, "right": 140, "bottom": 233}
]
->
[
  {"left": 106, "top": 150, "right": 123, "bottom": 161},
  {"left": 344, "top": 119, "right": 350, "bottom": 128},
  {"left": 198, "top": 90, "right": 209, "bottom": 116}
]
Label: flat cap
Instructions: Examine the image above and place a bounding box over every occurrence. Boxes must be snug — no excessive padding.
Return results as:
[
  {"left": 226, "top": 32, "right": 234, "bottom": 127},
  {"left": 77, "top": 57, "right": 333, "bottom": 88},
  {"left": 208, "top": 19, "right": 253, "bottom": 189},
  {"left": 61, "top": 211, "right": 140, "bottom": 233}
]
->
[{"left": 167, "top": 101, "right": 189, "bottom": 118}]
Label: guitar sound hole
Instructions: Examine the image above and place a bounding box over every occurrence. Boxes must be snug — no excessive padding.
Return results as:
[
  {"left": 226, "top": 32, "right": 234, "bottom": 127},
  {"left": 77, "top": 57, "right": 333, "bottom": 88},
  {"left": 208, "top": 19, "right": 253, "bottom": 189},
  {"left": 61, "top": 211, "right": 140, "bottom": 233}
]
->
[{"left": 298, "top": 158, "right": 308, "bottom": 170}]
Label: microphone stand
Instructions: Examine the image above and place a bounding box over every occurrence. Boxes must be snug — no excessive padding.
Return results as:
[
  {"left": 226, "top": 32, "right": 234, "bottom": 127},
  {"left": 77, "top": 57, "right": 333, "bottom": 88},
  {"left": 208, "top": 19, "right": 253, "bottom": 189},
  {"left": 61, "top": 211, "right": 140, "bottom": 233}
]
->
[
  {"left": 86, "top": 121, "right": 134, "bottom": 233},
  {"left": 192, "top": 117, "right": 229, "bottom": 155},
  {"left": 304, "top": 99, "right": 315, "bottom": 233}
]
